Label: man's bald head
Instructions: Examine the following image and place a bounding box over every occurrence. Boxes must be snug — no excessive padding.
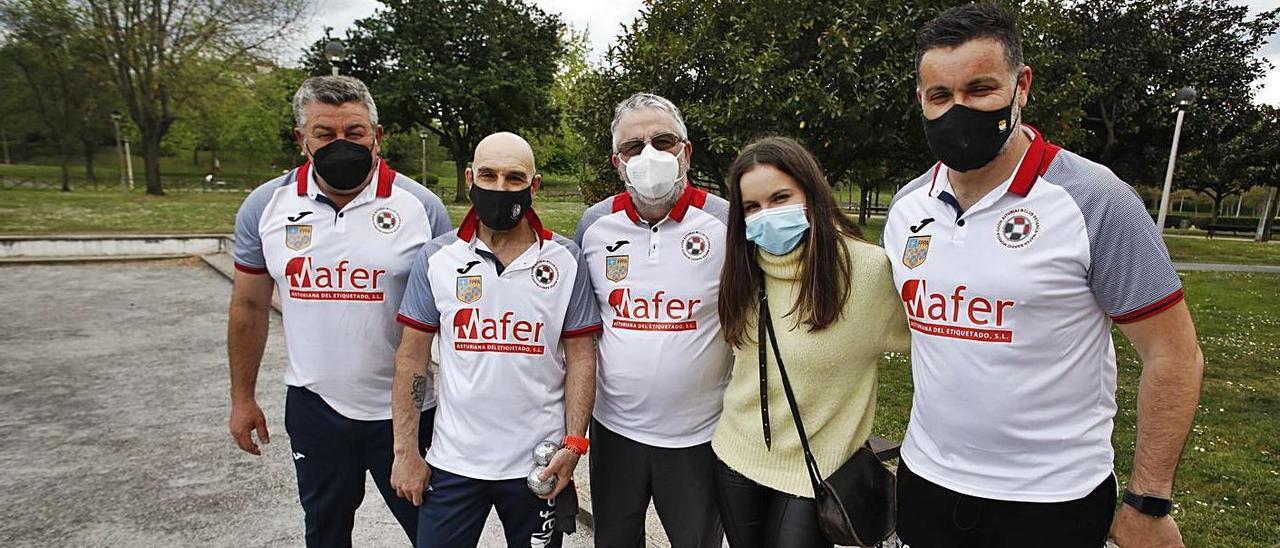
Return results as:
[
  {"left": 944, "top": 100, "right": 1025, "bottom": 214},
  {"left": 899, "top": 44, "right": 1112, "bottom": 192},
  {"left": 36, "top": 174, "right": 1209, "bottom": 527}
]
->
[
  {"left": 474, "top": 132, "right": 536, "bottom": 174},
  {"left": 468, "top": 132, "right": 540, "bottom": 193}
]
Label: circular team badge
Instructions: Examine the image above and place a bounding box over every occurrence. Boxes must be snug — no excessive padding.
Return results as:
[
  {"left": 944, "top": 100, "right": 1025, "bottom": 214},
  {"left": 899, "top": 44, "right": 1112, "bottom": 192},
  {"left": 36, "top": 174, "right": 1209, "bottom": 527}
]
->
[
  {"left": 531, "top": 260, "right": 559, "bottom": 289},
  {"left": 996, "top": 208, "right": 1039, "bottom": 248},
  {"left": 681, "top": 231, "right": 710, "bottom": 261},
  {"left": 372, "top": 208, "right": 401, "bottom": 234}
]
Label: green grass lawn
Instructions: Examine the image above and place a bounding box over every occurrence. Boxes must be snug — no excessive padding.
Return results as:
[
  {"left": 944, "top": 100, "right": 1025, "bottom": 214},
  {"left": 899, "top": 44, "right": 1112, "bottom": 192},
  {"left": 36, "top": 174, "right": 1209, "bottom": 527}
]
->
[
  {"left": 1164, "top": 236, "right": 1280, "bottom": 266},
  {"left": 5, "top": 189, "right": 1279, "bottom": 268},
  {"left": 876, "top": 271, "right": 1280, "bottom": 546},
  {"left": 0, "top": 188, "right": 588, "bottom": 236}
]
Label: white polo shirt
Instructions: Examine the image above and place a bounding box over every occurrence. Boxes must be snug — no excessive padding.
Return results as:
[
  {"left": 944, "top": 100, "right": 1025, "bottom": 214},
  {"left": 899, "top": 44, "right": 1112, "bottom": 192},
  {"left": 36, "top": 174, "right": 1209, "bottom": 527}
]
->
[
  {"left": 233, "top": 160, "right": 452, "bottom": 420},
  {"left": 575, "top": 185, "right": 733, "bottom": 448},
  {"left": 397, "top": 208, "right": 602, "bottom": 481},
  {"left": 882, "top": 126, "right": 1184, "bottom": 502}
]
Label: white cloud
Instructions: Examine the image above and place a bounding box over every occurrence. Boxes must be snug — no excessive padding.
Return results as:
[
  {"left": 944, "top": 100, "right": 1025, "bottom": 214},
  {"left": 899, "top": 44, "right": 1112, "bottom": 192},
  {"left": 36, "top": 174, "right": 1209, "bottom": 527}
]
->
[
  {"left": 530, "top": 0, "right": 645, "bottom": 62},
  {"left": 300, "top": 0, "right": 642, "bottom": 64}
]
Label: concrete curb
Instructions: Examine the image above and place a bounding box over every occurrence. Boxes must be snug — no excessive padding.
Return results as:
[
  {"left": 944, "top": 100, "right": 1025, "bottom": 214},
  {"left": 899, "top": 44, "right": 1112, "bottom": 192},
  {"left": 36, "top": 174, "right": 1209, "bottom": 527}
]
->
[
  {"left": 0, "top": 233, "right": 232, "bottom": 260},
  {"left": 1173, "top": 262, "right": 1280, "bottom": 273}
]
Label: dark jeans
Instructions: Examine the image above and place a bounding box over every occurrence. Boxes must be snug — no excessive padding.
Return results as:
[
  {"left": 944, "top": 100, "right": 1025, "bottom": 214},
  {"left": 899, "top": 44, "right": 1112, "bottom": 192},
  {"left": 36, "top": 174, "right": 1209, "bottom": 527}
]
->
[
  {"left": 713, "top": 458, "right": 830, "bottom": 548},
  {"left": 285, "top": 385, "right": 435, "bottom": 548},
  {"left": 589, "top": 420, "right": 723, "bottom": 547},
  {"left": 896, "top": 461, "right": 1118, "bottom": 548},
  {"left": 417, "top": 466, "right": 562, "bottom": 548}
]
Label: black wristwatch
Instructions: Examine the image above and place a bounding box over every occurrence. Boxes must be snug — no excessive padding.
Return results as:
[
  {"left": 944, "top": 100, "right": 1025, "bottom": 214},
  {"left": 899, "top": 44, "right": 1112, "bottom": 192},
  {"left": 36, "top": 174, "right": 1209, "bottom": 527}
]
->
[{"left": 1123, "top": 489, "right": 1172, "bottom": 518}]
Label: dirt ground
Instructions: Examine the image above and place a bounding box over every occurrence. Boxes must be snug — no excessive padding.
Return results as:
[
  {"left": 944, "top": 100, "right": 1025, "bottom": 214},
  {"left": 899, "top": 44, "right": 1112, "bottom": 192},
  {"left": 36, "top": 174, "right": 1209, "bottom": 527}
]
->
[{"left": 0, "top": 261, "right": 592, "bottom": 547}]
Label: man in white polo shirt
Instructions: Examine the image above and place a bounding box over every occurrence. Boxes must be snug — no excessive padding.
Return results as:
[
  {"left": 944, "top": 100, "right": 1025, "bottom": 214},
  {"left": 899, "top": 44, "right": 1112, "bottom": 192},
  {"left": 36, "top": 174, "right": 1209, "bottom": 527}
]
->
[
  {"left": 390, "top": 132, "right": 600, "bottom": 547},
  {"left": 575, "top": 92, "right": 731, "bottom": 546},
  {"left": 883, "top": 5, "right": 1204, "bottom": 547},
  {"left": 227, "top": 76, "right": 451, "bottom": 547}
]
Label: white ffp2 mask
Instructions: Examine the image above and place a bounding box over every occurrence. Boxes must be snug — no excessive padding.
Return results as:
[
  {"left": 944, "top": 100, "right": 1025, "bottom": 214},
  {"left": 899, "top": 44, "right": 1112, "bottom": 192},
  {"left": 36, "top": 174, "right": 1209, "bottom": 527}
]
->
[{"left": 621, "top": 144, "right": 684, "bottom": 200}]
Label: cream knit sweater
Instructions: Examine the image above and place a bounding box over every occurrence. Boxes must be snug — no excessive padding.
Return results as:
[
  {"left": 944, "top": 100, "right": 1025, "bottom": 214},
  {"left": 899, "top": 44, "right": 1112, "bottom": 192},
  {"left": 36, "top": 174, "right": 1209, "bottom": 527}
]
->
[{"left": 712, "top": 235, "right": 910, "bottom": 497}]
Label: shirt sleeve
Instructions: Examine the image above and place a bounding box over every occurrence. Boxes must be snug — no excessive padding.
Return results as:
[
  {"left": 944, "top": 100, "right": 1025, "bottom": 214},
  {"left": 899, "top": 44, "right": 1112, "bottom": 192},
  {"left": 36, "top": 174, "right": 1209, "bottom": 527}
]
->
[
  {"left": 874, "top": 254, "right": 911, "bottom": 354},
  {"left": 425, "top": 192, "right": 453, "bottom": 239},
  {"left": 397, "top": 241, "right": 444, "bottom": 332},
  {"left": 562, "top": 242, "right": 603, "bottom": 338},
  {"left": 232, "top": 183, "right": 276, "bottom": 274},
  {"left": 1084, "top": 180, "right": 1184, "bottom": 324}
]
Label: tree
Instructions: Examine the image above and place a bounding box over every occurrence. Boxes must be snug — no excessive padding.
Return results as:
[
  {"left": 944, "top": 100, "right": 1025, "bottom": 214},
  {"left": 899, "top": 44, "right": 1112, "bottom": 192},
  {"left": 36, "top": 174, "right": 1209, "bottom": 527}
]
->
[
  {"left": 567, "top": 0, "right": 1085, "bottom": 219},
  {"left": 306, "top": 0, "right": 566, "bottom": 204},
  {"left": 84, "top": 0, "right": 307, "bottom": 195},
  {"left": 528, "top": 28, "right": 594, "bottom": 183},
  {"left": 0, "top": 0, "right": 114, "bottom": 191},
  {"left": 1176, "top": 100, "right": 1273, "bottom": 224},
  {"left": 1065, "top": 0, "right": 1279, "bottom": 185}
]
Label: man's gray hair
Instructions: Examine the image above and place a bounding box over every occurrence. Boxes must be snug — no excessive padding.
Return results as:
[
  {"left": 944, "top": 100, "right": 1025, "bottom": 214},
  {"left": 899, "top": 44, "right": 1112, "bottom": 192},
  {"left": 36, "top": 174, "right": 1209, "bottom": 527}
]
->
[
  {"left": 292, "top": 76, "right": 380, "bottom": 129},
  {"left": 610, "top": 92, "right": 688, "bottom": 152}
]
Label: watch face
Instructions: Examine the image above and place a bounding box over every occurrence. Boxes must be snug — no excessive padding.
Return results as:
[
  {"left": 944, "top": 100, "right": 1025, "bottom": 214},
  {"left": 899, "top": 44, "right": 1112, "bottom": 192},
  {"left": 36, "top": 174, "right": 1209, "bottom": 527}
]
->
[
  {"left": 1126, "top": 490, "right": 1172, "bottom": 517},
  {"left": 1143, "top": 497, "right": 1173, "bottom": 517}
]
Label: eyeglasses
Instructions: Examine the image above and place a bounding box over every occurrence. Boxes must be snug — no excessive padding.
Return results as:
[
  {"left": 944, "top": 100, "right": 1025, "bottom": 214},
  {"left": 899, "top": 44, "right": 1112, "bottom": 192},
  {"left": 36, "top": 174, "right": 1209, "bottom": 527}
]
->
[{"left": 617, "top": 133, "right": 684, "bottom": 158}]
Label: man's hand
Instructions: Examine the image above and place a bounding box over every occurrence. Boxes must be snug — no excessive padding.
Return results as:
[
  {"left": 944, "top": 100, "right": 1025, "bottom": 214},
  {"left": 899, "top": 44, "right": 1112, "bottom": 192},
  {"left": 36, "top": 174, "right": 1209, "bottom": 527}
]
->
[
  {"left": 229, "top": 399, "right": 270, "bottom": 455},
  {"left": 1111, "top": 504, "right": 1184, "bottom": 548},
  {"left": 391, "top": 453, "right": 431, "bottom": 506},
  {"left": 537, "top": 448, "right": 580, "bottom": 500}
]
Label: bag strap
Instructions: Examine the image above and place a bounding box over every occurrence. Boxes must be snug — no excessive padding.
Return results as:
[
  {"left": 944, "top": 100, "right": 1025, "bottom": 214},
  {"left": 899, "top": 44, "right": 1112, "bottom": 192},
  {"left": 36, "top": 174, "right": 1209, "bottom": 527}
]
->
[
  {"left": 757, "top": 284, "right": 773, "bottom": 449},
  {"left": 758, "top": 283, "right": 826, "bottom": 490}
]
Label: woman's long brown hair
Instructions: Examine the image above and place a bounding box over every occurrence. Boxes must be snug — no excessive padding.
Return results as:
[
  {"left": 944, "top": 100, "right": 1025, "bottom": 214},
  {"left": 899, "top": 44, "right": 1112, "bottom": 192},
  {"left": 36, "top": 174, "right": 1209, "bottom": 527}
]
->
[{"left": 718, "top": 136, "right": 862, "bottom": 347}]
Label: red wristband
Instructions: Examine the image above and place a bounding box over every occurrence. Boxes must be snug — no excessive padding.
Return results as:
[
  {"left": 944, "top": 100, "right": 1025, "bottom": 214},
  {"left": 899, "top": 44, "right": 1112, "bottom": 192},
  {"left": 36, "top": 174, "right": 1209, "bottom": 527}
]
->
[{"left": 562, "top": 435, "right": 589, "bottom": 456}]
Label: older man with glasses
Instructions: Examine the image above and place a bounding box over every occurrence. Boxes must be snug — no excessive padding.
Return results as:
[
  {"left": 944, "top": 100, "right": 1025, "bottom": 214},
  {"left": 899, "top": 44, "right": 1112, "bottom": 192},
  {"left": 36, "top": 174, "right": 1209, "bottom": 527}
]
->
[{"left": 574, "top": 92, "right": 733, "bottom": 547}]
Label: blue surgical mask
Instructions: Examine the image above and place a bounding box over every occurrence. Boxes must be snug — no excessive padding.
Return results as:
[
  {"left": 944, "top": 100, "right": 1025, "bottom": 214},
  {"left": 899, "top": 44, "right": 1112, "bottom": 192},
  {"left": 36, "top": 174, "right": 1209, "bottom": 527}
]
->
[{"left": 745, "top": 204, "right": 809, "bottom": 255}]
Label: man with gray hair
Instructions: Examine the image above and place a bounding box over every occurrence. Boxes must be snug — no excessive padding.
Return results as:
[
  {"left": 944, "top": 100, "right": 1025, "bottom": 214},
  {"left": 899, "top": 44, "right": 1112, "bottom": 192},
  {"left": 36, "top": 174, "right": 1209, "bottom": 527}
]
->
[
  {"left": 574, "top": 92, "right": 732, "bottom": 546},
  {"left": 227, "top": 75, "right": 452, "bottom": 547}
]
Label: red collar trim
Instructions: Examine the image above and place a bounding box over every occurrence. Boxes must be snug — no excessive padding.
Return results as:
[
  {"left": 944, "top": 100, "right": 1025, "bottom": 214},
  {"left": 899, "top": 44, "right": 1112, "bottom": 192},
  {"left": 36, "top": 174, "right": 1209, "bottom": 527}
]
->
[
  {"left": 668, "top": 184, "right": 707, "bottom": 222},
  {"left": 296, "top": 158, "right": 396, "bottom": 198},
  {"left": 456, "top": 207, "right": 552, "bottom": 245},
  {"left": 610, "top": 183, "right": 706, "bottom": 224},
  {"left": 375, "top": 160, "right": 396, "bottom": 197},
  {"left": 927, "top": 125, "right": 1061, "bottom": 198},
  {"left": 296, "top": 162, "right": 310, "bottom": 196},
  {"left": 611, "top": 192, "right": 641, "bottom": 223},
  {"left": 1008, "top": 125, "right": 1060, "bottom": 197}
]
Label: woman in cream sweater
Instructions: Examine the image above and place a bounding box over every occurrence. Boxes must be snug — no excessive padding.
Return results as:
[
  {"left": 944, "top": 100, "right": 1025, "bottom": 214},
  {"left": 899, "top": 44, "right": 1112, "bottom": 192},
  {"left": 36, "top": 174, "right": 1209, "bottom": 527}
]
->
[{"left": 713, "top": 136, "right": 910, "bottom": 547}]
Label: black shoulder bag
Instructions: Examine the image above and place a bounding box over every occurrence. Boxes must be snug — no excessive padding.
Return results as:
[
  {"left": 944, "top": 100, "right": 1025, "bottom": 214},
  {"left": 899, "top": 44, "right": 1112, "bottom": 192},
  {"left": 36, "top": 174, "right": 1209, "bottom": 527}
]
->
[{"left": 757, "top": 284, "right": 896, "bottom": 546}]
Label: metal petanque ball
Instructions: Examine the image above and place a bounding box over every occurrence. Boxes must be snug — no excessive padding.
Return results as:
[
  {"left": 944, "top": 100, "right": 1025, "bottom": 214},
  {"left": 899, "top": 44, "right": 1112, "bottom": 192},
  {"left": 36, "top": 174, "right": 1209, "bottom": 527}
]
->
[
  {"left": 527, "top": 465, "right": 556, "bottom": 496},
  {"left": 533, "top": 441, "right": 559, "bottom": 466}
]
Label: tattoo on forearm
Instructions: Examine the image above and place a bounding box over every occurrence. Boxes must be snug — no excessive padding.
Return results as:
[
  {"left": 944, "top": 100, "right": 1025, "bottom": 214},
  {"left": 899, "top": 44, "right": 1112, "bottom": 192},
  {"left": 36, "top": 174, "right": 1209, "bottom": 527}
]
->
[{"left": 411, "top": 374, "right": 426, "bottom": 408}]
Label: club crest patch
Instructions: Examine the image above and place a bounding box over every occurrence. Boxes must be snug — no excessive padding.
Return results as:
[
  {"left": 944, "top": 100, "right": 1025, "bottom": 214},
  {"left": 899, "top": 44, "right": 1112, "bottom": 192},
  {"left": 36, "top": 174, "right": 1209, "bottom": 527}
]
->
[
  {"left": 372, "top": 207, "right": 400, "bottom": 234},
  {"left": 285, "top": 224, "right": 313, "bottom": 251},
  {"left": 456, "top": 276, "right": 482, "bottom": 303},
  {"left": 902, "top": 235, "right": 931, "bottom": 269},
  {"left": 605, "top": 255, "right": 629, "bottom": 282},
  {"left": 996, "top": 209, "right": 1040, "bottom": 248},
  {"left": 681, "top": 231, "right": 710, "bottom": 261},
  {"left": 532, "top": 260, "right": 559, "bottom": 289}
]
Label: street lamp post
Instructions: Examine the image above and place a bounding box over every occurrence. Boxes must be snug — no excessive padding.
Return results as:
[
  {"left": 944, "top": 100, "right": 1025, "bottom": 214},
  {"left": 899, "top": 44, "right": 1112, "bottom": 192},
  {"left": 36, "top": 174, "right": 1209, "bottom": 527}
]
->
[
  {"left": 1156, "top": 87, "right": 1197, "bottom": 232},
  {"left": 419, "top": 131, "right": 429, "bottom": 184},
  {"left": 1258, "top": 161, "right": 1278, "bottom": 242},
  {"left": 110, "top": 110, "right": 125, "bottom": 189},
  {"left": 324, "top": 40, "right": 346, "bottom": 76}
]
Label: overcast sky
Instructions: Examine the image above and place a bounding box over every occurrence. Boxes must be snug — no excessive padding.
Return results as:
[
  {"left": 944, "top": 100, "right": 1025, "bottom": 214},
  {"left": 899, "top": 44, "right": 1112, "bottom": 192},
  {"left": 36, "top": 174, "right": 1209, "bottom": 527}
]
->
[{"left": 298, "top": 0, "right": 1280, "bottom": 106}]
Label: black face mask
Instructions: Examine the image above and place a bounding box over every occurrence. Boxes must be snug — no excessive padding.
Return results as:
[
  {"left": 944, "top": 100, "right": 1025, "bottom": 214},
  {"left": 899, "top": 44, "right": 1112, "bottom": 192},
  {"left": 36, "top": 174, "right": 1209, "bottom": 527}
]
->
[
  {"left": 470, "top": 184, "right": 532, "bottom": 231},
  {"left": 922, "top": 85, "right": 1019, "bottom": 172},
  {"left": 309, "top": 139, "right": 374, "bottom": 191}
]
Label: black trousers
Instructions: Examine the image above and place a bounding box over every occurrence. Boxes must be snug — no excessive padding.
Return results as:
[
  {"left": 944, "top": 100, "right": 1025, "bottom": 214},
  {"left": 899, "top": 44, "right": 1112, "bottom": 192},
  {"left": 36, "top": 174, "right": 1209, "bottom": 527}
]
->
[
  {"left": 713, "top": 458, "right": 830, "bottom": 548},
  {"left": 589, "top": 419, "right": 723, "bottom": 547},
  {"left": 896, "top": 461, "right": 1118, "bottom": 548},
  {"left": 285, "top": 386, "right": 435, "bottom": 548},
  {"left": 417, "top": 467, "right": 562, "bottom": 548}
]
